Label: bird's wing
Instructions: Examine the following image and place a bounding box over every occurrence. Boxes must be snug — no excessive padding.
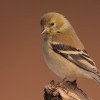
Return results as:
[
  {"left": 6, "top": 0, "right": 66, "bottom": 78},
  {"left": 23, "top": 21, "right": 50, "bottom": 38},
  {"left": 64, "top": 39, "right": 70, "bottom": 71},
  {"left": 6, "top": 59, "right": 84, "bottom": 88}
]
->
[{"left": 51, "top": 43, "right": 100, "bottom": 75}]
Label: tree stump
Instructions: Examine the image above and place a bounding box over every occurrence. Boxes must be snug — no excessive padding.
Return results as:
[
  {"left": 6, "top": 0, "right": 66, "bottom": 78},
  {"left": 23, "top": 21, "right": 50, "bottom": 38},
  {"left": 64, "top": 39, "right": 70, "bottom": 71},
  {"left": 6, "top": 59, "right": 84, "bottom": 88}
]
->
[{"left": 44, "top": 80, "right": 92, "bottom": 100}]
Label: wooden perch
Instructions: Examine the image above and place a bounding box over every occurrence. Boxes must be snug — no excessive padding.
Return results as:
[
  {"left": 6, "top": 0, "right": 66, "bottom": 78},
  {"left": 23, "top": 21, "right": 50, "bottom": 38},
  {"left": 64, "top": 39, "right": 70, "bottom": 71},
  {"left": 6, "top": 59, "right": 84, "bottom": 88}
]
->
[{"left": 44, "top": 80, "right": 92, "bottom": 100}]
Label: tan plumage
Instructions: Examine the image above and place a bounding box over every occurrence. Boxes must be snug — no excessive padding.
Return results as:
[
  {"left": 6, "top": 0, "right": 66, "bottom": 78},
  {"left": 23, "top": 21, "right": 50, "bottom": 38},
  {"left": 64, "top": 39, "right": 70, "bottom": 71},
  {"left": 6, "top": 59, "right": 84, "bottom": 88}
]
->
[
  {"left": 40, "top": 12, "right": 100, "bottom": 83},
  {"left": 52, "top": 28, "right": 84, "bottom": 49}
]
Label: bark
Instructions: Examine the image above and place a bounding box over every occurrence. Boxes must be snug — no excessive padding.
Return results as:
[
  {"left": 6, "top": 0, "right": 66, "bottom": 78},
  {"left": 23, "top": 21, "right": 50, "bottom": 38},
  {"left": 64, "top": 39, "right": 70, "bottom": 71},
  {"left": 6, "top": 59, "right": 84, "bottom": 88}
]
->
[{"left": 44, "top": 80, "right": 92, "bottom": 100}]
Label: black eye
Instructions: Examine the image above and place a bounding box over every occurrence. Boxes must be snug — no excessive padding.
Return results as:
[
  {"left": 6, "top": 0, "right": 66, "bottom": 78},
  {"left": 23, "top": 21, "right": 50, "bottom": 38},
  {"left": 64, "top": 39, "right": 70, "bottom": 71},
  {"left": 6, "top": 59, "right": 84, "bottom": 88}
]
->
[{"left": 50, "top": 22, "right": 54, "bottom": 26}]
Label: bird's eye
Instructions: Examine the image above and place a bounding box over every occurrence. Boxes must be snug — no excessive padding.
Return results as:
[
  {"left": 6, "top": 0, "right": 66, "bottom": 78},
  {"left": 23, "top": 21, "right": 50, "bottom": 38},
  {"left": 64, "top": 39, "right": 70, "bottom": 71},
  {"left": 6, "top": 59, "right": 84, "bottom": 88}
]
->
[{"left": 50, "top": 22, "right": 55, "bottom": 26}]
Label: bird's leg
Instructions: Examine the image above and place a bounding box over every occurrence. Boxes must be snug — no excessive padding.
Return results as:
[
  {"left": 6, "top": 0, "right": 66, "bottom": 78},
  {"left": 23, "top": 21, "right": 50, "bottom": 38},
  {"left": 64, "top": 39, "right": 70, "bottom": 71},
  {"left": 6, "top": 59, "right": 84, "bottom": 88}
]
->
[
  {"left": 50, "top": 80, "right": 56, "bottom": 88},
  {"left": 62, "top": 77, "right": 67, "bottom": 83},
  {"left": 56, "top": 77, "right": 67, "bottom": 87},
  {"left": 71, "top": 80, "right": 77, "bottom": 86},
  {"left": 68, "top": 80, "right": 77, "bottom": 90},
  {"left": 55, "top": 78, "right": 70, "bottom": 94}
]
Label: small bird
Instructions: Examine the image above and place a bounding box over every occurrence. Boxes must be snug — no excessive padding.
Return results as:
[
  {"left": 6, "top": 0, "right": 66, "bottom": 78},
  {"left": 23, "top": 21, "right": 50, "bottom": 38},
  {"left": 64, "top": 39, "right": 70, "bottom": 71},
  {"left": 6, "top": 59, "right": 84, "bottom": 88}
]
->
[{"left": 40, "top": 12, "right": 100, "bottom": 83}]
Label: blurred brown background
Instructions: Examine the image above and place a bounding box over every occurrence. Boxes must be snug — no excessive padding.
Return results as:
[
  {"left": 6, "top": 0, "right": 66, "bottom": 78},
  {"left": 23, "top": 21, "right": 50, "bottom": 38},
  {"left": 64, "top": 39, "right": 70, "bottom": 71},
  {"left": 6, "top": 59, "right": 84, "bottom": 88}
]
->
[{"left": 0, "top": 0, "right": 100, "bottom": 100}]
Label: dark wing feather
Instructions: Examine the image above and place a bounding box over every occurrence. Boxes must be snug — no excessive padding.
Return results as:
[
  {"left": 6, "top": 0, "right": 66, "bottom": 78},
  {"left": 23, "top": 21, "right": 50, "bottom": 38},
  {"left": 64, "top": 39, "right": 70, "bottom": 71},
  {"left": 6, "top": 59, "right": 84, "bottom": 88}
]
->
[{"left": 51, "top": 43, "right": 99, "bottom": 75}]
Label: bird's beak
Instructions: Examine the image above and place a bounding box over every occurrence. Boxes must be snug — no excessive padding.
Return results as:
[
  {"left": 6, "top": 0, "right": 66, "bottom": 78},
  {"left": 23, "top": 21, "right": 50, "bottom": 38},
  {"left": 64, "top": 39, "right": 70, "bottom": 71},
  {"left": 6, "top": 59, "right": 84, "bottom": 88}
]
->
[{"left": 41, "top": 27, "right": 49, "bottom": 34}]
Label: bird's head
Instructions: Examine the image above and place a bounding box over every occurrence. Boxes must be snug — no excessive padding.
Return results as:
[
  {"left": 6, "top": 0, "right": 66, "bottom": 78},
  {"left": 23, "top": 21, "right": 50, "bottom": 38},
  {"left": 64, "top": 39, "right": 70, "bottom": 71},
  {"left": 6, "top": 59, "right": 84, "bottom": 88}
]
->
[{"left": 40, "top": 12, "right": 71, "bottom": 37}]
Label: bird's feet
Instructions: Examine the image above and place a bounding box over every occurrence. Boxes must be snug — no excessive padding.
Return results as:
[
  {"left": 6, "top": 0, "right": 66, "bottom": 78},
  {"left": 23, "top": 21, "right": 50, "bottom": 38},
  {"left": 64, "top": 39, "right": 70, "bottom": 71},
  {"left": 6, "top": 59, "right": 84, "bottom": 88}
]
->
[
  {"left": 55, "top": 78, "right": 77, "bottom": 95},
  {"left": 56, "top": 78, "right": 77, "bottom": 89},
  {"left": 68, "top": 80, "right": 77, "bottom": 90}
]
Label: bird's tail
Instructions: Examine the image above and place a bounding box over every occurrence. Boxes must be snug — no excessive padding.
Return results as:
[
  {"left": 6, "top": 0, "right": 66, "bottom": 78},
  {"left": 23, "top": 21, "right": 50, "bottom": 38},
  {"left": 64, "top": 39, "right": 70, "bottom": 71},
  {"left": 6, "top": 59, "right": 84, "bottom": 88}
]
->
[{"left": 91, "top": 73, "right": 100, "bottom": 84}]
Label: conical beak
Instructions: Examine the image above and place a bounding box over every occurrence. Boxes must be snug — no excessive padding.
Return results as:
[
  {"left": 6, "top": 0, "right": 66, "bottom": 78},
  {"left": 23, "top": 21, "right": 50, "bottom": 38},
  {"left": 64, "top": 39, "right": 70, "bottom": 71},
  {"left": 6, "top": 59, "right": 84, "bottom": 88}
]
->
[{"left": 41, "top": 27, "right": 49, "bottom": 34}]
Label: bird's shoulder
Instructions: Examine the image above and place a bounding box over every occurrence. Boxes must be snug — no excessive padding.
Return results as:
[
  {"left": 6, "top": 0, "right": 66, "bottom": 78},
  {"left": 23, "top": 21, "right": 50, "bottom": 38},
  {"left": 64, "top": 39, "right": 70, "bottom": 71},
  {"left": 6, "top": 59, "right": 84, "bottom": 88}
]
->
[{"left": 52, "top": 28, "right": 84, "bottom": 50}]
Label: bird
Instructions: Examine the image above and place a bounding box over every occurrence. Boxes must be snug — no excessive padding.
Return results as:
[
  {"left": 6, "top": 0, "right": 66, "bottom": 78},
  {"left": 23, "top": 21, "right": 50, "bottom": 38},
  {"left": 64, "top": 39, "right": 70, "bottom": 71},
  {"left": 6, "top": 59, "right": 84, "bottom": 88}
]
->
[{"left": 40, "top": 12, "right": 100, "bottom": 84}]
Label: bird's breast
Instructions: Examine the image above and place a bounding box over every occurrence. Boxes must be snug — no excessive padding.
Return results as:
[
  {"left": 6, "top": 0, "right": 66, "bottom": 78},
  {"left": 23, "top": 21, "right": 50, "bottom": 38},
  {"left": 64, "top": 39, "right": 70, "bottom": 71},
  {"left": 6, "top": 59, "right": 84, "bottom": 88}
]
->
[{"left": 42, "top": 39, "right": 82, "bottom": 80}]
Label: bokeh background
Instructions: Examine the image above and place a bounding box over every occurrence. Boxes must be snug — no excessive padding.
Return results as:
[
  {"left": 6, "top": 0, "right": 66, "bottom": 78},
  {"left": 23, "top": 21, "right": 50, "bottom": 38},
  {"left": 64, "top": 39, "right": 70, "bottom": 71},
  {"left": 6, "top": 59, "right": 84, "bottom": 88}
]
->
[{"left": 0, "top": 0, "right": 100, "bottom": 100}]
